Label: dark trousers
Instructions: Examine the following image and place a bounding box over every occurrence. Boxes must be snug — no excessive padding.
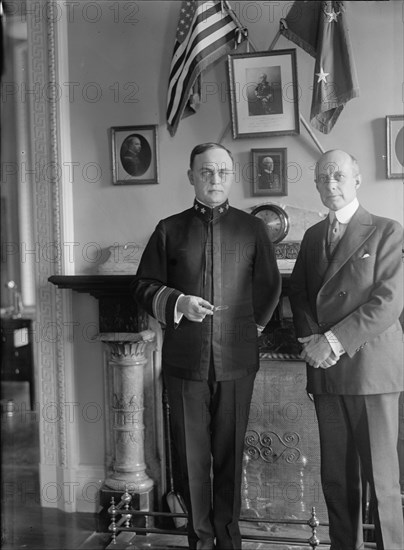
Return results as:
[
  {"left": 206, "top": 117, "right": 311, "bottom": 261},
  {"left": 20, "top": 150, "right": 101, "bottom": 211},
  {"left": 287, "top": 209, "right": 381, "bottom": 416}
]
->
[
  {"left": 314, "top": 393, "right": 403, "bottom": 550},
  {"left": 164, "top": 372, "right": 256, "bottom": 550}
]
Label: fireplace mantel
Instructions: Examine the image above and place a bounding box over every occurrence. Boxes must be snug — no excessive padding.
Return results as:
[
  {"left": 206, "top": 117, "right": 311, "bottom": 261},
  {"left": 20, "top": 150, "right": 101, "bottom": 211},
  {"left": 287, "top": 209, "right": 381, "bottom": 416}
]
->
[
  {"left": 49, "top": 273, "right": 291, "bottom": 294},
  {"left": 49, "top": 273, "right": 294, "bottom": 354},
  {"left": 48, "top": 275, "right": 148, "bottom": 333},
  {"left": 48, "top": 274, "right": 135, "bottom": 297}
]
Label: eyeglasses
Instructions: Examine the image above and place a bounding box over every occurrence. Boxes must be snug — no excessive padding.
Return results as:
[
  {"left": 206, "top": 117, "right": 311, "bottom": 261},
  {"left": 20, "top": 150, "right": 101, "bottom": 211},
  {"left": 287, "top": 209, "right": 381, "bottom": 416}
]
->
[
  {"left": 199, "top": 169, "right": 235, "bottom": 182},
  {"left": 316, "top": 172, "right": 347, "bottom": 185}
]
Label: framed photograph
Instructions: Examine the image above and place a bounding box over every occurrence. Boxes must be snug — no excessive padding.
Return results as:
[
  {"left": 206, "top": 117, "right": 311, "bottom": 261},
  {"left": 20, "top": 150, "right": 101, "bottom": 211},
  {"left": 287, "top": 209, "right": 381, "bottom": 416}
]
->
[
  {"left": 251, "top": 148, "right": 288, "bottom": 197},
  {"left": 228, "top": 49, "right": 299, "bottom": 139},
  {"left": 111, "top": 125, "right": 158, "bottom": 185},
  {"left": 386, "top": 115, "right": 404, "bottom": 179}
]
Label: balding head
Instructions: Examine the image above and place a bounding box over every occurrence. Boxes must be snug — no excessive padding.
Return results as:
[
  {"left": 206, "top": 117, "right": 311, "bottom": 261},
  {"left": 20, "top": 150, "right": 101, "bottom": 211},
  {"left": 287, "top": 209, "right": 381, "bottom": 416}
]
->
[
  {"left": 262, "top": 157, "right": 274, "bottom": 171},
  {"left": 315, "top": 149, "right": 361, "bottom": 211}
]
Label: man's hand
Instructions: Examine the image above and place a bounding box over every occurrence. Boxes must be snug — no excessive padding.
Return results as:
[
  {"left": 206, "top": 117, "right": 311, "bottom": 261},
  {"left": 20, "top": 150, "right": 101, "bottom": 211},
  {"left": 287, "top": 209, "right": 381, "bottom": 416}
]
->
[
  {"left": 298, "top": 334, "right": 339, "bottom": 369},
  {"left": 177, "top": 295, "right": 214, "bottom": 322}
]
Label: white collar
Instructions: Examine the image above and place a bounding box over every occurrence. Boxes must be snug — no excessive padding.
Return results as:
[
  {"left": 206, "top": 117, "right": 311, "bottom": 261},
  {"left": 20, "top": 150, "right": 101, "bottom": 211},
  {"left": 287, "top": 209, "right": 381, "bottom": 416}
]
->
[{"left": 329, "top": 198, "right": 359, "bottom": 224}]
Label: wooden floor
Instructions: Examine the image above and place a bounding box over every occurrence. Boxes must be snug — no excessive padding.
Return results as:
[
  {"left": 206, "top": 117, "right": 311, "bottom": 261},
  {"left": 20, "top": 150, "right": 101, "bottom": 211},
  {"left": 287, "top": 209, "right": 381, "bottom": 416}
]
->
[
  {"left": 1, "top": 381, "right": 383, "bottom": 550},
  {"left": 1, "top": 382, "right": 107, "bottom": 550},
  {"left": 1, "top": 381, "right": 326, "bottom": 550},
  {"left": 1, "top": 380, "right": 374, "bottom": 550}
]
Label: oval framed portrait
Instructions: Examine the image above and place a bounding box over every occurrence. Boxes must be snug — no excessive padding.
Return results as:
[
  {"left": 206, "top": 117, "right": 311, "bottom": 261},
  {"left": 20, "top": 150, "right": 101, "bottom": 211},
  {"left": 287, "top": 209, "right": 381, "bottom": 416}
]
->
[
  {"left": 111, "top": 125, "right": 158, "bottom": 185},
  {"left": 120, "top": 133, "right": 151, "bottom": 177}
]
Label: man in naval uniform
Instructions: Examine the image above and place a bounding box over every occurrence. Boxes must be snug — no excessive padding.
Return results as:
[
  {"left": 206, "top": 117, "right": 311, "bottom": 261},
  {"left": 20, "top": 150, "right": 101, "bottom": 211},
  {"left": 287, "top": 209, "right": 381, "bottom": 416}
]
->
[
  {"left": 254, "top": 73, "right": 273, "bottom": 115},
  {"left": 289, "top": 149, "right": 403, "bottom": 550},
  {"left": 132, "top": 142, "right": 281, "bottom": 549}
]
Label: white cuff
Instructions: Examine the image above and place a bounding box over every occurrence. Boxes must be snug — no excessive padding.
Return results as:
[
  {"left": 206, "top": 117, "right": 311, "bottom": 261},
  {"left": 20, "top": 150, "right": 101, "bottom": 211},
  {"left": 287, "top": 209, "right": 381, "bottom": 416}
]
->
[
  {"left": 324, "top": 330, "right": 345, "bottom": 357},
  {"left": 174, "top": 294, "right": 184, "bottom": 326}
]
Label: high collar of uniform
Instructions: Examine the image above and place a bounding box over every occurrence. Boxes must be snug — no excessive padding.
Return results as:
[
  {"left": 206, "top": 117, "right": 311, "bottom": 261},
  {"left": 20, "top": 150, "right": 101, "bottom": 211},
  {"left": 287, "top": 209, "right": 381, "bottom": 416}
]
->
[{"left": 193, "top": 199, "right": 230, "bottom": 222}]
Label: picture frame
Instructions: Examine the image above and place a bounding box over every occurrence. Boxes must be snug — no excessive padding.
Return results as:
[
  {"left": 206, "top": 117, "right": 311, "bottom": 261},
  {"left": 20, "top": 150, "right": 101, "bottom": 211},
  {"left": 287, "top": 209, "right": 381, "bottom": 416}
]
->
[
  {"left": 251, "top": 148, "right": 288, "bottom": 197},
  {"left": 228, "top": 49, "right": 300, "bottom": 139},
  {"left": 386, "top": 115, "right": 404, "bottom": 179},
  {"left": 111, "top": 125, "right": 158, "bottom": 185}
]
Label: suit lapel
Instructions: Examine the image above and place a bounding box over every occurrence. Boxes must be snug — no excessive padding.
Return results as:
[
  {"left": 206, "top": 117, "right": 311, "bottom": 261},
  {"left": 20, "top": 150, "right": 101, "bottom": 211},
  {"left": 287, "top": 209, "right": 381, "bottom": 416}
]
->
[
  {"left": 309, "top": 218, "right": 329, "bottom": 281},
  {"left": 322, "top": 206, "right": 376, "bottom": 284}
]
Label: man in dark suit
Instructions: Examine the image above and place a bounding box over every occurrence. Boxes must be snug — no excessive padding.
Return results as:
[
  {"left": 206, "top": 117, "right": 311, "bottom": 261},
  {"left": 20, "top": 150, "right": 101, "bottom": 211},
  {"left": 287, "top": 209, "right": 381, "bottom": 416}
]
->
[
  {"left": 132, "top": 142, "right": 281, "bottom": 549},
  {"left": 257, "top": 156, "right": 280, "bottom": 190},
  {"left": 120, "top": 135, "right": 148, "bottom": 176},
  {"left": 289, "top": 149, "right": 403, "bottom": 550}
]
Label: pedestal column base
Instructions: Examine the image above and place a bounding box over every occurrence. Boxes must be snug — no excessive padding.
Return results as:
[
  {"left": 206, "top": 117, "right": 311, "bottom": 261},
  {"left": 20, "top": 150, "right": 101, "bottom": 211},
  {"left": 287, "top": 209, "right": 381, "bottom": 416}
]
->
[{"left": 96, "top": 330, "right": 155, "bottom": 532}]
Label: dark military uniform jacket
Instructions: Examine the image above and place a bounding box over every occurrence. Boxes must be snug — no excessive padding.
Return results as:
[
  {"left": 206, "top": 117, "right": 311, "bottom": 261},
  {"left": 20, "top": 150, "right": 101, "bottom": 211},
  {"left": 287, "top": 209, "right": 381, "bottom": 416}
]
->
[{"left": 132, "top": 199, "right": 282, "bottom": 381}]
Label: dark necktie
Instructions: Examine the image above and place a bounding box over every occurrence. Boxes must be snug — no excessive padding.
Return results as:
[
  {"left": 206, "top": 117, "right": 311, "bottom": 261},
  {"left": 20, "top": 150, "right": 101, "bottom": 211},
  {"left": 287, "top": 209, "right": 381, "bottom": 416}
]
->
[{"left": 328, "top": 217, "right": 341, "bottom": 256}]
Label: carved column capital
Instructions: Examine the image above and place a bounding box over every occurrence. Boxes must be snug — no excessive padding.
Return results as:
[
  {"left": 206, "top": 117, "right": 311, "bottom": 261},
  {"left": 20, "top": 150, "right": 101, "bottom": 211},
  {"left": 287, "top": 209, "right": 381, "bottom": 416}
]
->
[{"left": 97, "top": 330, "right": 155, "bottom": 363}]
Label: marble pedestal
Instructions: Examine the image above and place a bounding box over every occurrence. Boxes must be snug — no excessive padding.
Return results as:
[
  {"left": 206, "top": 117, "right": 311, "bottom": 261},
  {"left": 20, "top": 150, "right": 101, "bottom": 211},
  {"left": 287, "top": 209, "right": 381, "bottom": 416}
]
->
[{"left": 97, "top": 330, "right": 155, "bottom": 530}]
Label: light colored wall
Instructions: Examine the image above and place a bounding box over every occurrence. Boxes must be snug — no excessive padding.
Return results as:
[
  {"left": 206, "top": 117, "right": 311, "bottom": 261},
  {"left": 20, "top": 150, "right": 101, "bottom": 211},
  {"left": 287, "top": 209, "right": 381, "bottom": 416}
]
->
[
  {"left": 68, "top": 1, "right": 403, "bottom": 273},
  {"left": 66, "top": 1, "right": 403, "bottom": 469}
]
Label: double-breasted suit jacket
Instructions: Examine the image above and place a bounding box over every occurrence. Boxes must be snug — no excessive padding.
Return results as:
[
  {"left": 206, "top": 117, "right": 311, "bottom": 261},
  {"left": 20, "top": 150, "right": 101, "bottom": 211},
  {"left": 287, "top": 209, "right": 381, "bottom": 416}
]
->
[
  {"left": 289, "top": 205, "right": 403, "bottom": 395},
  {"left": 133, "top": 200, "right": 282, "bottom": 381}
]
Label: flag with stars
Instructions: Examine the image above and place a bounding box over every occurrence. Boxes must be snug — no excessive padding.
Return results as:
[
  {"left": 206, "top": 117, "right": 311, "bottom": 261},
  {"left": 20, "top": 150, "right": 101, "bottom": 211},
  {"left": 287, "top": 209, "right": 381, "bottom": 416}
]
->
[
  {"left": 167, "top": 0, "right": 245, "bottom": 137},
  {"left": 281, "top": 1, "right": 359, "bottom": 134}
]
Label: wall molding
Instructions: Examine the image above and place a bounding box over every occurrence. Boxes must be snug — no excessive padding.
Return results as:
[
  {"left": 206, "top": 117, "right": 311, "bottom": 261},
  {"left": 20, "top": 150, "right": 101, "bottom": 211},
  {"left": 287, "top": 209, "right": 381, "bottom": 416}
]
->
[{"left": 27, "top": 1, "right": 84, "bottom": 511}]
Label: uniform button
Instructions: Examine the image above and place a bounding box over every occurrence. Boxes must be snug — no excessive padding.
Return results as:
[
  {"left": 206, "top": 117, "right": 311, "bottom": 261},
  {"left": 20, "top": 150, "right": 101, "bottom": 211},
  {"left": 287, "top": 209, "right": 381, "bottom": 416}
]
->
[{"left": 338, "top": 291, "right": 347, "bottom": 297}]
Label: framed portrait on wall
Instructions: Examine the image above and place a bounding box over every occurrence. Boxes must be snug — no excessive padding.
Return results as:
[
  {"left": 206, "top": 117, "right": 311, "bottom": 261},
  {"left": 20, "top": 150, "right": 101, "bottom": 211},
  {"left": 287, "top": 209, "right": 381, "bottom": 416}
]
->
[
  {"left": 386, "top": 115, "right": 404, "bottom": 179},
  {"left": 228, "top": 49, "right": 300, "bottom": 139},
  {"left": 111, "top": 125, "right": 159, "bottom": 185},
  {"left": 251, "top": 148, "right": 288, "bottom": 197}
]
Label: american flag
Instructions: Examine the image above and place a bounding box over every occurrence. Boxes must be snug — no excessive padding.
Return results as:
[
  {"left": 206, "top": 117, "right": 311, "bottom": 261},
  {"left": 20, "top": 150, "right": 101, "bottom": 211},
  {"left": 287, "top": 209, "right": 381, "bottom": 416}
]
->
[{"left": 167, "top": 1, "right": 245, "bottom": 137}]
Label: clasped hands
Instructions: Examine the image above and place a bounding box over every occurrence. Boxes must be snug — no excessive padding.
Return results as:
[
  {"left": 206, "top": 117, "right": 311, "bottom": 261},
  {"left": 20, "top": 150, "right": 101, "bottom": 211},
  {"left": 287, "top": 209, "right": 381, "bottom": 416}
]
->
[{"left": 298, "top": 334, "right": 338, "bottom": 369}]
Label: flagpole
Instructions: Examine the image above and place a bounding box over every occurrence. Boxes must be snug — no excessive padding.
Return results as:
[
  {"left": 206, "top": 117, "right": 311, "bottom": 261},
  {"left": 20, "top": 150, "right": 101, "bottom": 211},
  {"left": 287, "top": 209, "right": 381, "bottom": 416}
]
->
[
  {"left": 218, "top": 122, "right": 231, "bottom": 145},
  {"left": 222, "top": 0, "right": 258, "bottom": 52},
  {"left": 268, "top": 29, "right": 281, "bottom": 52},
  {"left": 268, "top": 26, "right": 325, "bottom": 154},
  {"left": 299, "top": 115, "right": 325, "bottom": 154}
]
